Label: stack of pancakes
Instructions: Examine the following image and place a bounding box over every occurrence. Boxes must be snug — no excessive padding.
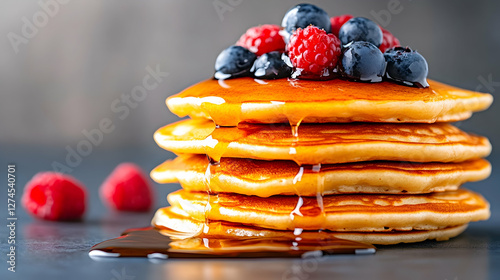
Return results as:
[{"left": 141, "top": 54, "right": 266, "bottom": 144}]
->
[{"left": 151, "top": 78, "right": 493, "bottom": 245}]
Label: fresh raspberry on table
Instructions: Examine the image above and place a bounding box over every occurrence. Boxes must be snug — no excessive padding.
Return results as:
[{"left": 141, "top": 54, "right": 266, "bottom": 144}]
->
[
  {"left": 22, "top": 172, "right": 87, "bottom": 221},
  {"left": 100, "top": 163, "right": 154, "bottom": 212},
  {"left": 379, "top": 27, "right": 401, "bottom": 53},
  {"left": 287, "top": 25, "right": 342, "bottom": 77},
  {"left": 330, "top": 14, "right": 353, "bottom": 36},
  {"left": 236, "top": 24, "right": 286, "bottom": 56}
]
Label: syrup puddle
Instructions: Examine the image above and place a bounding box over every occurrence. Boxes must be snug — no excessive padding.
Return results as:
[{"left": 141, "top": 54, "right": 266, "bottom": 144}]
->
[{"left": 89, "top": 227, "right": 375, "bottom": 259}]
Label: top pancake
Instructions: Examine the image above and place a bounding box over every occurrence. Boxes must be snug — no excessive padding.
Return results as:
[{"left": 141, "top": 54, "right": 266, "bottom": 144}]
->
[{"left": 166, "top": 78, "right": 493, "bottom": 125}]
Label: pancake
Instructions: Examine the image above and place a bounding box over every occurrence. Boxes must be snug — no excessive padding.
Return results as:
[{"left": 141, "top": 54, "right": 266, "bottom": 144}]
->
[
  {"left": 154, "top": 119, "right": 491, "bottom": 164},
  {"left": 166, "top": 78, "right": 493, "bottom": 125},
  {"left": 152, "top": 206, "right": 469, "bottom": 245},
  {"left": 166, "top": 189, "right": 490, "bottom": 232},
  {"left": 151, "top": 155, "right": 491, "bottom": 196}
]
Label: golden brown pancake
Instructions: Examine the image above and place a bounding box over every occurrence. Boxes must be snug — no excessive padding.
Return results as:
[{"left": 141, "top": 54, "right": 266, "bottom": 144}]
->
[
  {"left": 154, "top": 119, "right": 491, "bottom": 164},
  {"left": 151, "top": 155, "right": 491, "bottom": 196},
  {"left": 152, "top": 206, "right": 469, "bottom": 245},
  {"left": 166, "top": 78, "right": 493, "bottom": 125},
  {"left": 166, "top": 189, "right": 490, "bottom": 232}
]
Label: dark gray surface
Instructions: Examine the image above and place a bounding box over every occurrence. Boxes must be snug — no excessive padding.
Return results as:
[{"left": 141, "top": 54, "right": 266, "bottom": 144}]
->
[{"left": 1, "top": 147, "right": 499, "bottom": 280}]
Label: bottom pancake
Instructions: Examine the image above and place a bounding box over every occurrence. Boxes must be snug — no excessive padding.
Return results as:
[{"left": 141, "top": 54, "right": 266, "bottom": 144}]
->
[
  {"left": 152, "top": 206, "right": 468, "bottom": 245},
  {"left": 166, "top": 189, "right": 489, "bottom": 232}
]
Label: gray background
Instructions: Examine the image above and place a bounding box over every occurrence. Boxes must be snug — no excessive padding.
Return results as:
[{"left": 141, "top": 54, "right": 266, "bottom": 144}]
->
[
  {"left": 1, "top": 0, "right": 500, "bottom": 279},
  {"left": 1, "top": 0, "right": 499, "bottom": 150}
]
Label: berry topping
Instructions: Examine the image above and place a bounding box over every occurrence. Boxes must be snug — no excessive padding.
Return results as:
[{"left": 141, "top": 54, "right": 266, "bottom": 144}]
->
[
  {"left": 214, "top": 46, "right": 257, "bottom": 80},
  {"left": 22, "top": 172, "right": 87, "bottom": 221},
  {"left": 281, "top": 3, "right": 331, "bottom": 42},
  {"left": 338, "top": 17, "right": 383, "bottom": 47},
  {"left": 340, "top": 41, "right": 386, "bottom": 82},
  {"left": 100, "top": 163, "right": 154, "bottom": 212},
  {"left": 287, "top": 26, "right": 341, "bottom": 79},
  {"left": 384, "top": 47, "right": 429, "bottom": 88},
  {"left": 330, "top": 14, "right": 353, "bottom": 36},
  {"left": 210, "top": 6, "right": 427, "bottom": 88},
  {"left": 251, "top": 51, "right": 292, "bottom": 79},
  {"left": 379, "top": 27, "right": 401, "bottom": 53},
  {"left": 236, "top": 24, "right": 286, "bottom": 56}
]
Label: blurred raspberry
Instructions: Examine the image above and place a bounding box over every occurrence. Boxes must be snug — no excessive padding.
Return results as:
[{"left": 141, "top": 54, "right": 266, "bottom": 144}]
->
[
  {"left": 22, "top": 172, "right": 87, "bottom": 221},
  {"left": 330, "top": 14, "right": 353, "bottom": 36},
  {"left": 379, "top": 27, "right": 401, "bottom": 53},
  {"left": 100, "top": 163, "right": 154, "bottom": 212}
]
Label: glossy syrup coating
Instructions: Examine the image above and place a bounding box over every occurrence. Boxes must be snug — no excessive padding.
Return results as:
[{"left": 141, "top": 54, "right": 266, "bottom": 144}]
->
[{"left": 166, "top": 78, "right": 493, "bottom": 126}]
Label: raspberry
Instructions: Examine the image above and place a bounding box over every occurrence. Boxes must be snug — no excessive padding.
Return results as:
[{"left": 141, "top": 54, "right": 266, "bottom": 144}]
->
[
  {"left": 100, "top": 163, "right": 154, "bottom": 212},
  {"left": 287, "top": 26, "right": 341, "bottom": 77},
  {"left": 330, "top": 14, "right": 353, "bottom": 36},
  {"left": 379, "top": 27, "right": 401, "bottom": 53},
  {"left": 236, "top": 24, "right": 285, "bottom": 56},
  {"left": 22, "top": 172, "right": 87, "bottom": 221}
]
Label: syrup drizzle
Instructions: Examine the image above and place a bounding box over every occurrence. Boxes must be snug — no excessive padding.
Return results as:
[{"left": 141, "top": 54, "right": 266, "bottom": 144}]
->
[
  {"left": 289, "top": 122, "right": 326, "bottom": 247},
  {"left": 290, "top": 124, "right": 303, "bottom": 236},
  {"left": 290, "top": 122, "right": 301, "bottom": 138},
  {"left": 203, "top": 156, "right": 220, "bottom": 234},
  {"left": 203, "top": 124, "right": 226, "bottom": 236},
  {"left": 312, "top": 163, "right": 327, "bottom": 230}
]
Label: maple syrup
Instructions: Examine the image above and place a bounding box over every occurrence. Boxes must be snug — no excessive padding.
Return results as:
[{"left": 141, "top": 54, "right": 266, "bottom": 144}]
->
[{"left": 166, "top": 77, "right": 488, "bottom": 126}]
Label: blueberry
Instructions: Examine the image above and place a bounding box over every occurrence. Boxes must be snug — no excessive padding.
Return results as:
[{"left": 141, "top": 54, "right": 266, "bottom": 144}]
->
[
  {"left": 340, "top": 41, "right": 386, "bottom": 82},
  {"left": 214, "top": 46, "right": 257, "bottom": 79},
  {"left": 281, "top": 3, "right": 331, "bottom": 42},
  {"left": 338, "top": 17, "right": 383, "bottom": 47},
  {"left": 384, "top": 47, "right": 429, "bottom": 88},
  {"left": 250, "top": 52, "right": 292, "bottom": 79}
]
